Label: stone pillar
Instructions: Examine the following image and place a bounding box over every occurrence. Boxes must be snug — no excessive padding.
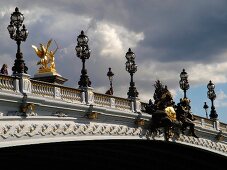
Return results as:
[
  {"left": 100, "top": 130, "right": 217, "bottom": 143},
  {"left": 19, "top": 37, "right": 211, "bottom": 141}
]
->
[
  {"left": 134, "top": 98, "right": 141, "bottom": 113},
  {"left": 13, "top": 78, "right": 20, "bottom": 93},
  {"left": 81, "top": 91, "right": 86, "bottom": 104},
  {"left": 80, "top": 87, "right": 94, "bottom": 105},
  {"left": 129, "top": 97, "right": 141, "bottom": 113},
  {"left": 201, "top": 118, "right": 205, "bottom": 127},
  {"left": 110, "top": 98, "right": 115, "bottom": 108},
  {"left": 130, "top": 100, "right": 135, "bottom": 112},
  {"left": 54, "top": 87, "right": 61, "bottom": 99},
  {"left": 14, "top": 73, "right": 31, "bottom": 94},
  {"left": 213, "top": 120, "right": 220, "bottom": 130}
]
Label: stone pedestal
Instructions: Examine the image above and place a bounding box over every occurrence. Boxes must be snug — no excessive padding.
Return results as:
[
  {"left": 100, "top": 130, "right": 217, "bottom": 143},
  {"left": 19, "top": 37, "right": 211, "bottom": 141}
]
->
[
  {"left": 79, "top": 87, "right": 94, "bottom": 104},
  {"left": 129, "top": 97, "right": 141, "bottom": 113},
  {"left": 32, "top": 72, "right": 68, "bottom": 85},
  {"left": 13, "top": 73, "right": 31, "bottom": 94}
]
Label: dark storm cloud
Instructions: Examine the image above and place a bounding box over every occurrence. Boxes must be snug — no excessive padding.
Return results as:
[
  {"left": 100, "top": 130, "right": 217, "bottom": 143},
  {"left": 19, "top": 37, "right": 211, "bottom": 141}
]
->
[
  {"left": 2, "top": 0, "right": 227, "bottom": 96},
  {"left": 3, "top": 0, "right": 227, "bottom": 63},
  {"left": 45, "top": 0, "right": 227, "bottom": 64}
]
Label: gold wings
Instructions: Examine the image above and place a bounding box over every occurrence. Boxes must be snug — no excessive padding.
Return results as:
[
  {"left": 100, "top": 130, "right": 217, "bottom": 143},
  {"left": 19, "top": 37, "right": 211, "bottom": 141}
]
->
[
  {"left": 32, "top": 45, "right": 44, "bottom": 58},
  {"left": 46, "top": 39, "right": 52, "bottom": 50},
  {"left": 32, "top": 39, "right": 53, "bottom": 59}
]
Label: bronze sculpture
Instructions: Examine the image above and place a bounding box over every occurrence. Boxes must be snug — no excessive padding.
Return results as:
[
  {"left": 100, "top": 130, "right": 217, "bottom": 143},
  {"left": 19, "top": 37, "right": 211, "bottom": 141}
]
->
[
  {"left": 32, "top": 39, "right": 58, "bottom": 74},
  {"left": 145, "top": 80, "right": 198, "bottom": 140}
]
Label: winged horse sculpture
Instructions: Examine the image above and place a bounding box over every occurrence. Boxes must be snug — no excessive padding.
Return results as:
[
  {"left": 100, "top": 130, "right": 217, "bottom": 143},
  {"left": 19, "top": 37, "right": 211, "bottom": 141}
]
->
[{"left": 32, "top": 39, "right": 58, "bottom": 72}]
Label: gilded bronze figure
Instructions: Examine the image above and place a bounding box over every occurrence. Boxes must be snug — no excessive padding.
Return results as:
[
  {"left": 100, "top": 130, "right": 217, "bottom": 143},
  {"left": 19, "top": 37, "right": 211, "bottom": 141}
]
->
[
  {"left": 32, "top": 39, "right": 58, "bottom": 74},
  {"left": 146, "top": 80, "right": 198, "bottom": 141}
]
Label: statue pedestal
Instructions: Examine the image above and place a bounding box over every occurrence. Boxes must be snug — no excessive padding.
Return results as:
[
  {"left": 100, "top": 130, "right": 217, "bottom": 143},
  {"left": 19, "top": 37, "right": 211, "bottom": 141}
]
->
[{"left": 32, "top": 72, "right": 68, "bottom": 85}]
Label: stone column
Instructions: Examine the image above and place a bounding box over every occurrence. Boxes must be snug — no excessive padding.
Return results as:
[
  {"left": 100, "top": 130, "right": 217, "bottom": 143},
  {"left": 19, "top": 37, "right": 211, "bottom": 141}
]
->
[
  {"left": 80, "top": 87, "right": 94, "bottom": 105},
  {"left": 110, "top": 98, "right": 115, "bottom": 108},
  {"left": 129, "top": 97, "right": 141, "bottom": 113},
  {"left": 14, "top": 73, "right": 31, "bottom": 94}
]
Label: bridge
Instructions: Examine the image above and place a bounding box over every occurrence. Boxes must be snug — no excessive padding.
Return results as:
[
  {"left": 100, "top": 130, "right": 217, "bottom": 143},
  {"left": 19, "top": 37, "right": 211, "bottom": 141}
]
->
[
  {"left": 1, "top": 7, "right": 227, "bottom": 168},
  {"left": 0, "top": 73, "right": 226, "bottom": 168}
]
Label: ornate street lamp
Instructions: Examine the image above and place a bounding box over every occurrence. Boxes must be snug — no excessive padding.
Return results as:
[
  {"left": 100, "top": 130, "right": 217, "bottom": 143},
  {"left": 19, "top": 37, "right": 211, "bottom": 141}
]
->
[
  {"left": 207, "top": 80, "right": 218, "bottom": 119},
  {"left": 106, "top": 67, "right": 114, "bottom": 95},
  {"left": 179, "top": 69, "right": 190, "bottom": 98},
  {"left": 7, "top": 7, "right": 29, "bottom": 74},
  {"left": 75, "top": 30, "right": 91, "bottom": 88},
  {"left": 203, "top": 102, "right": 209, "bottom": 119},
  {"left": 125, "top": 48, "right": 138, "bottom": 98}
]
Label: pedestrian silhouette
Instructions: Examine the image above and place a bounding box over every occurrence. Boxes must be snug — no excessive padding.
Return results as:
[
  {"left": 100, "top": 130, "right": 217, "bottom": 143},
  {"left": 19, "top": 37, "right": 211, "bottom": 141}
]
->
[{"left": 0, "top": 64, "right": 8, "bottom": 75}]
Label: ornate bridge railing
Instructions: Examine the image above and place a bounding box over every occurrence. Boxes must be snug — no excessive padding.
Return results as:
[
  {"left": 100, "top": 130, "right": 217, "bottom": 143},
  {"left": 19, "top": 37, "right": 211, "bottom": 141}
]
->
[
  {"left": 31, "top": 79, "right": 135, "bottom": 113},
  {"left": 0, "top": 75, "right": 18, "bottom": 92}
]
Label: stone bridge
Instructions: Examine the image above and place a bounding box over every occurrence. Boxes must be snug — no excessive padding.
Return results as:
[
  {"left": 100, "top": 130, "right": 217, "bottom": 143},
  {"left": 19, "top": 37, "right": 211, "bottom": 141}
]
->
[{"left": 0, "top": 73, "right": 226, "bottom": 168}]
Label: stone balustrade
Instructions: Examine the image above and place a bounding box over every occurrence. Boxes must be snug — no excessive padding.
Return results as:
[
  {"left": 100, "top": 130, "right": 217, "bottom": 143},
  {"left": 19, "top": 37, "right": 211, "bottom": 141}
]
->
[
  {"left": 114, "top": 97, "right": 131, "bottom": 111},
  {"left": 60, "top": 86, "right": 82, "bottom": 103},
  {"left": 0, "top": 74, "right": 17, "bottom": 92},
  {"left": 94, "top": 93, "right": 111, "bottom": 107},
  {"left": 31, "top": 80, "right": 55, "bottom": 98},
  {"left": 0, "top": 74, "right": 226, "bottom": 133}
]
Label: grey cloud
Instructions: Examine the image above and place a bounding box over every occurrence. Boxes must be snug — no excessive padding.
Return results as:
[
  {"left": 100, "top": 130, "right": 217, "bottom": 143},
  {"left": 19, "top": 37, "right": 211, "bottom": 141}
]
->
[{"left": 1, "top": 0, "right": 227, "bottom": 97}]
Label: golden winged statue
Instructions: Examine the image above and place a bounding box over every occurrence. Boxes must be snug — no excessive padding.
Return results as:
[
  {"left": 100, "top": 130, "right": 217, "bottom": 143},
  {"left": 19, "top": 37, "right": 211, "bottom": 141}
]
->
[{"left": 32, "top": 39, "right": 58, "bottom": 74}]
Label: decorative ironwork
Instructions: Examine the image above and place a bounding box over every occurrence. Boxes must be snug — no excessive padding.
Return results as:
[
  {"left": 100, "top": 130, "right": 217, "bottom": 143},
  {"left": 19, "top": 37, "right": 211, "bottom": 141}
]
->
[
  {"left": 75, "top": 30, "right": 91, "bottom": 88},
  {"left": 179, "top": 69, "right": 189, "bottom": 98},
  {"left": 7, "top": 7, "right": 28, "bottom": 74},
  {"left": 207, "top": 80, "right": 218, "bottom": 119},
  {"left": 203, "top": 102, "right": 209, "bottom": 119},
  {"left": 125, "top": 48, "right": 138, "bottom": 98},
  {"left": 105, "top": 67, "right": 114, "bottom": 95},
  {"left": 145, "top": 80, "right": 198, "bottom": 140}
]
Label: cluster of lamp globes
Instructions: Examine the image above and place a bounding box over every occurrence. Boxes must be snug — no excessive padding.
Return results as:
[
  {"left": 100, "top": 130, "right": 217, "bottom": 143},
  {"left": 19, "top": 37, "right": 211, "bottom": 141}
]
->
[{"left": 7, "top": 7, "right": 28, "bottom": 42}]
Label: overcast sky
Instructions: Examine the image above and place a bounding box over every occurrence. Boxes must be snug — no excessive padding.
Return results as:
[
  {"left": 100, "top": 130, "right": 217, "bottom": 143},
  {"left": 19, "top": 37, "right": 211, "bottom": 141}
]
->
[{"left": 1, "top": 0, "right": 227, "bottom": 123}]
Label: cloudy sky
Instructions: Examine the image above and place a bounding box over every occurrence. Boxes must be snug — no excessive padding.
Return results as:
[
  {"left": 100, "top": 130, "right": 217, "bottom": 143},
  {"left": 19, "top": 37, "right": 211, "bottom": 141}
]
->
[{"left": 1, "top": 0, "right": 227, "bottom": 123}]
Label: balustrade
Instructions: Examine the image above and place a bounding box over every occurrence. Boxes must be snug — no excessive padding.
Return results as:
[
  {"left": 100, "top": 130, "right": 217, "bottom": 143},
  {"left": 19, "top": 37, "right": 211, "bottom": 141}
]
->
[
  {"left": 60, "top": 87, "right": 81, "bottom": 102},
  {"left": 94, "top": 93, "right": 111, "bottom": 107},
  {"left": 0, "top": 75, "right": 226, "bottom": 133},
  {"left": 114, "top": 97, "right": 131, "bottom": 111},
  {"left": 31, "top": 80, "right": 55, "bottom": 97},
  {"left": 0, "top": 75, "right": 16, "bottom": 91}
]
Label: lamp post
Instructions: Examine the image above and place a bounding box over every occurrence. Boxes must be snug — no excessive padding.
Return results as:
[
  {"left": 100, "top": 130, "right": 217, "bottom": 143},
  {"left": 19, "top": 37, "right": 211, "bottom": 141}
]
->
[
  {"left": 75, "top": 30, "right": 91, "bottom": 88},
  {"left": 7, "top": 7, "right": 28, "bottom": 74},
  {"left": 179, "top": 69, "right": 189, "bottom": 98},
  {"left": 207, "top": 80, "right": 218, "bottom": 119},
  {"left": 125, "top": 48, "right": 138, "bottom": 98},
  {"left": 106, "top": 67, "right": 114, "bottom": 95},
  {"left": 203, "top": 102, "right": 209, "bottom": 119}
]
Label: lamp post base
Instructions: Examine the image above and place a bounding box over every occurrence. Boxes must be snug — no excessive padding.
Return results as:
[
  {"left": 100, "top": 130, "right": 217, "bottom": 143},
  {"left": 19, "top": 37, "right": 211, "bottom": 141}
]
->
[
  {"left": 127, "top": 86, "right": 139, "bottom": 99},
  {"left": 209, "top": 109, "right": 218, "bottom": 120},
  {"left": 12, "top": 53, "right": 28, "bottom": 74},
  {"left": 78, "top": 74, "right": 91, "bottom": 88}
]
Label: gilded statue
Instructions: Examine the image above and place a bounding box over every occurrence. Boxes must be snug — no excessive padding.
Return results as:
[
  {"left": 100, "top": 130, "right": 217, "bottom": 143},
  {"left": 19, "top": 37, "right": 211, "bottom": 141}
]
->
[{"left": 32, "top": 39, "right": 58, "bottom": 73}]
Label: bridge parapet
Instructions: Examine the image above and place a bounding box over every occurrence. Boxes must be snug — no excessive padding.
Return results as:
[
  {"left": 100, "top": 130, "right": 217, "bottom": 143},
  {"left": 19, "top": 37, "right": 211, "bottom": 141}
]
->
[
  {"left": 0, "top": 74, "right": 19, "bottom": 93},
  {"left": 29, "top": 78, "right": 134, "bottom": 112},
  {"left": 0, "top": 74, "right": 226, "bottom": 130}
]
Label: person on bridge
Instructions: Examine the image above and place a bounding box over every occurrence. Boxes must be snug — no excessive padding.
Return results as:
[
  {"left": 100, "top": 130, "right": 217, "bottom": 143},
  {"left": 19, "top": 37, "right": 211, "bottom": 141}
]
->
[{"left": 0, "top": 64, "right": 8, "bottom": 75}]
